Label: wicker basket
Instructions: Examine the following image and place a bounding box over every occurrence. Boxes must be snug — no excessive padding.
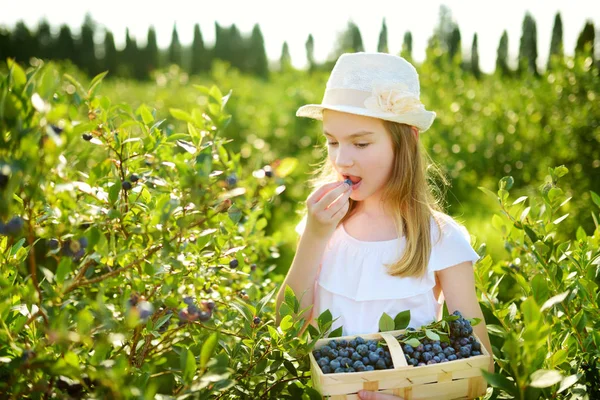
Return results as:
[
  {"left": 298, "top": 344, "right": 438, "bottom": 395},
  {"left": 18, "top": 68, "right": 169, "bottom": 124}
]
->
[{"left": 309, "top": 329, "right": 490, "bottom": 399}]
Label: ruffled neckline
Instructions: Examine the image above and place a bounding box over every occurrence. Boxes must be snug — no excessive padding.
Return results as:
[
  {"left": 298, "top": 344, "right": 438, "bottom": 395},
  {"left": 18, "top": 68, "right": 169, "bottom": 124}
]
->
[{"left": 339, "top": 222, "right": 405, "bottom": 247}]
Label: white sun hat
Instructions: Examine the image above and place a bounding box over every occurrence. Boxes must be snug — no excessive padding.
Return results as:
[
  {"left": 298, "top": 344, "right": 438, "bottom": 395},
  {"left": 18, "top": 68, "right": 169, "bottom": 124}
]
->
[{"left": 296, "top": 52, "right": 436, "bottom": 132}]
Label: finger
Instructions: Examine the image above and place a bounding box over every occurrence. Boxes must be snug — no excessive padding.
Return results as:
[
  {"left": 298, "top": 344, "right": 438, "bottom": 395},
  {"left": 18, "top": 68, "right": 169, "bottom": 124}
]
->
[
  {"left": 318, "top": 183, "right": 351, "bottom": 211},
  {"left": 325, "top": 188, "right": 351, "bottom": 216},
  {"left": 328, "top": 195, "right": 350, "bottom": 221},
  {"left": 308, "top": 181, "right": 345, "bottom": 205}
]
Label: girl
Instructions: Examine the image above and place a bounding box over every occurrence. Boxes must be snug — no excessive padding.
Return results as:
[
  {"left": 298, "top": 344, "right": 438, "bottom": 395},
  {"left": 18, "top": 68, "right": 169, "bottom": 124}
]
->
[{"left": 275, "top": 52, "right": 493, "bottom": 399}]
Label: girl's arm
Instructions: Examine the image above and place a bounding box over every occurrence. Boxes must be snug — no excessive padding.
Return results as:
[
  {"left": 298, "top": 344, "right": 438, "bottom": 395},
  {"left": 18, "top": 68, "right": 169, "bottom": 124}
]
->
[
  {"left": 437, "top": 261, "right": 495, "bottom": 373},
  {"left": 275, "top": 231, "right": 329, "bottom": 328}
]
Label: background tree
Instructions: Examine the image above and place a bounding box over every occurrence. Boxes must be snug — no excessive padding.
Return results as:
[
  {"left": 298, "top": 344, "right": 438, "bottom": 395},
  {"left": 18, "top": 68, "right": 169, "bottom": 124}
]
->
[
  {"left": 328, "top": 20, "right": 364, "bottom": 65},
  {"left": 102, "top": 30, "right": 118, "bottom": 77},
  {"left": 145, "top": 26, "right": 160, "bottom": 75},
  {"left": 76, "top": 14, "right": 97, "bottom": 76},
  {"left": 547, "top": 12, "right": 564, "bottom": 71},
  {"left": 168, "top": 23, "right": 182, "bottom": 67},
  {"left": 246, "top": 24, "right": 269, "bottom": 79},
  {"left": 448, "top": 25, "right": 462, "bottom": 66},
  {"left": 496, "top": 30, "right": 510, "bottom": 77},
  {"left": 35, "top": 19, "right": 53, "bottom": 60},
  {"left": 55, "top": 24, "right": 76, "bottom": 62},
  {"left": 518, "top": 12, "right": 539, "bottom": 76},
  {"left": 575, "top": 21, "right": 595, "bottom": 62},
  {"left": 377, "top": 18, "right": 389, "bottom": 53},
  {"left": 190, "top": 24, "right": 210, "bottom": 75},
  {"left": 279, "top": 41, "right": 292, "bottom": 73},
  {"left": 11, "top": 21, "right": 35, "bottom": 63},
  {"left": 305, "top": 33, "right": 316, "bottom": 73},
  {"left": 228, "top": 24, "right": 246, "bottom": 72},
  {"left": 401, "top": 31, "right": 413, "bottom": 61},
  {"left": 471, "top": 33, "right": 481, "bottom": 79}
]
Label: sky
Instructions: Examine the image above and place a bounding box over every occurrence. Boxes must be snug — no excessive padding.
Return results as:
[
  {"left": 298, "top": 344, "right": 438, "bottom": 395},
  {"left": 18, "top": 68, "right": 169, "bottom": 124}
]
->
[{"left": 2, "top": 0, "right": 599, "bottom": 74}]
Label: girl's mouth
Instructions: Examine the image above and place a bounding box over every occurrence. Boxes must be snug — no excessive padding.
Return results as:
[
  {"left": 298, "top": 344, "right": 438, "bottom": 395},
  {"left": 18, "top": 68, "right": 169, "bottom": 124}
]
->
[{"left": 342, "top": 175, "right": 362, "bottom": 191}]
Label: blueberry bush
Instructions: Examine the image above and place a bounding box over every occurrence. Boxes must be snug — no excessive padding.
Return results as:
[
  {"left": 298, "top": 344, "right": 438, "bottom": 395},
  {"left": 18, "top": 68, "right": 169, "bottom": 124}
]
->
[
  {"left": 474, "top": 167, "right": 600, "bottom": 398},
  {"left": 0, "top": 59, "right": 331, "bottom": 399}
]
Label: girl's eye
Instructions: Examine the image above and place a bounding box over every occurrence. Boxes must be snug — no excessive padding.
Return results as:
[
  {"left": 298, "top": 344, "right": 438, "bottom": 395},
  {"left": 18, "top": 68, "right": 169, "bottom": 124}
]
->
[{"left": 327, "top": 142, "right": 370, "bottom": 148}]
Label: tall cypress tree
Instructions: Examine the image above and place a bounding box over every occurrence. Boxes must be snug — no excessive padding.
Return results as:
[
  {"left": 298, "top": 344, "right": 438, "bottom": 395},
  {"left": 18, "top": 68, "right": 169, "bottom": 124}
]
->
[
  {"left": 11, "top": 21, "right": 35, "bottom": 63},
  {"left": 330, "top": 21, "right": 364, "bottom": 61},
  {"left": 77, "top": 14, "right": 97, "bottom": 76},
  {"left": 401, "top": 31, "right": 413, "bottom": 60},
  {"left": 518, "top": 12, "right": 539, "bottom": 76},
  {"left": 280, "top": 41, "right": 292, "bottom": 72},
  {"left": 247, "top": 24, "right": 268, "bottom": 78},
  {"left": 55, "top": 24, "right": 76, "bottom": 62},
  {"left": 102, "top": 30, "right": 118, "bottom": 76},
  {"left": 496, "top": 30, "right": 510, "bottom": 76},
  {"left": 448, "top": 25, "right": 462, "bottom": 65},
  {"left": 35, "top": 20, "right": 52, "bottom": 60},
  {"left": 377, "top": 18, "right": 388, "bottom": 53},
  {"left": 145, "top": 26, "right": 159, "bottom": 73},
  {"left": 547, "top": 13, "right": 563, "bottom": 71},
  {"left": 190, "top": 24, "right": 210, "bottom": 75},
  {"left": 229, "top": 24, "right": 246, "bottom": 71},
  {"left": 168, "top": 24, "right": 182, "bottom": 67},
  {"left": 305, "top": 34, "right": 316, "bottom": 72},
  {"left": 471, "top": 33, "right": 481, "bottom": 79},
  {"left": 0, "top": 28, "right": 11, "bottom": 60},
  {"left": 575, "top": 21, "right": 595, "bottom": 59}
]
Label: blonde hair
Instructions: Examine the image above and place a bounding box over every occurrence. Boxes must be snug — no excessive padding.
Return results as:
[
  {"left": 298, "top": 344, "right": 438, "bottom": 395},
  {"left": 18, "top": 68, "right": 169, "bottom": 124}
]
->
[{"left": 303, "top": 120, "right": 451, "bottom": 278}]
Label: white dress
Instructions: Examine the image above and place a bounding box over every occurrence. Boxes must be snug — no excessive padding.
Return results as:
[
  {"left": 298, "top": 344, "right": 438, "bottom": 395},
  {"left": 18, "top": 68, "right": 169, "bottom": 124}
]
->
[{"left": 295, "top": 211, "right": 480, "bottom": 336}]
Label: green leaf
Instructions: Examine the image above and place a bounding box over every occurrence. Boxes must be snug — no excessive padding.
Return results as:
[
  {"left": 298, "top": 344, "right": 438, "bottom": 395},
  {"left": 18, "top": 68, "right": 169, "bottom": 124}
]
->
[
  {"left": 280, "top": 315, "right": 293, "bottom": 331},
  {"left": 109, "top": 180, "right": 121, "bottom": 205},
  {"left": 328, "top": 326, "right": 343, "bottom": 338},
  {"left": 169, "top": 108, "right": 192, "bottom": 122},
  {"left": 552, "top": 213, "right": 569, "bottom": 225},
  {"left": 405, "top": 338, "right": 421, "bottom": 347},
  {"left": 317, "top": 310, "right": 332, "bottom": 332},
  {"left": 540, "top": 291, "right": 570, "bottom": 312},
  {"left": 275, "top": 158, "right": 298, "bottom": 178},
  {"left": 512, "top": 196, "right": 528, "bottom": 205},
  {"left": 88, "top": 71, "right": 108, "bottom": 96},
  {"left": 137, "top": 104, "right": 154, "bottom": 125},
  {"left": 200, "top": 333, "right": 218, "bottom": 369},
  {"left": 182, "top": 349, "right": 196, "bottom": 384},
  {"left": 304, "top": 387, "right": 323, "bottom": 400},
  {"left": 229, "top": 301, "right": 252, "bottom": 322},
  {"left": 10, "top": 238, "right": 26, "bottom": 256},
  {"left": 521, "top": 297, "right": 541, "bottom": 326},
  {"left": 176, "top": 139, "right": 197, "bottom": 154},
  {"left": 524, "top": 225, "right": 539, "bottom": 243},
  {"left": 478, "top": 186, "right": 499, "bottom": 202},
  {"left": 378, "top": 312, "right": 394, "bottom": 332},
  {"left": 7, "top": 59, "right": 27, "bottom": 88},
  {"left": 557, "top": 374, "right": 580, "bottom": 393},
  {"left": 529, "top": 369, "right": 563, "bottom": 388},
  {"left": 394, "top": 310, "right": 411, "bottom": 330},
  {"left": 55, "top": 258, "right": 73, "bottom": 285},
  {"left": 425, "top": 329, "right": 440, "bottom": 341},
  {"left": 481, "top": 370, "right": 518, "bottom": 396},
  {"left": 591, "top": 191, "right": 600, "bottom": 209},
  {"left": 283, "top": 360, "right": 298, "bottom": 377},
  {"left": 256, "top": 287, "right": 277, "bottom": 316},
  {"left": 63, "top": 73, "right": 86, "bottom": 96}
]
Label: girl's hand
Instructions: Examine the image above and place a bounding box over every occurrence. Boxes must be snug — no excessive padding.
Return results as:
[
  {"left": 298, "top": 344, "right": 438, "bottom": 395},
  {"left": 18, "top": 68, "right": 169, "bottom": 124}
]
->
[
  {"left": 357, "top": 390, "right": 403, "bottom": 400},
  {"left": 304, "top": 180, "right": 352, "bottom": 238}
]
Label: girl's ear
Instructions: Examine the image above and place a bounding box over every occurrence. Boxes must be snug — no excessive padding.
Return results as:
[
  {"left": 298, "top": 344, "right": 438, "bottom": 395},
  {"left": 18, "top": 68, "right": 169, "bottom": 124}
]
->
[{"left": 411, "top": 126, "right": 419, "bottom": 139}]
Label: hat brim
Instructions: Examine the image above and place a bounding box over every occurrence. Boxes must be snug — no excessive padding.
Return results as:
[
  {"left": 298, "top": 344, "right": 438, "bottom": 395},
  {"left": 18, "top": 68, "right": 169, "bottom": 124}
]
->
[{"left": 296, "top": 104, "right": 436, "bottom": 133}]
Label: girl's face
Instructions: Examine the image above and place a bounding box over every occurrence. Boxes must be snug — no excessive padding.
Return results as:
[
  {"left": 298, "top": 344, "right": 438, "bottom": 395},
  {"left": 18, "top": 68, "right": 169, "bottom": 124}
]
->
[{"left": 322, "top": 109, "right": 395, "bottom": 204}]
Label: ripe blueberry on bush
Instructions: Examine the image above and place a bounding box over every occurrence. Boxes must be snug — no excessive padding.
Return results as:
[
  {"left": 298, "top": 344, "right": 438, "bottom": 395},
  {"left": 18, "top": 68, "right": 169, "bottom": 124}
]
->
[
  {"left": 48, "top": 238, "right": 60, "bottom": 250},
  {"left": 253, "top": 316, "right": 261, "bottom": 325},
  {"left": 129, "top": 174, "right": 140, "bottom": 183},
  {"left": 263, "top": 165, "right": 273, "bottom": 178},
  {"left": 82, "top": 133, "right": 93, "bottom": 141},
  {"left": 250, "top": 263, "right": 257, "bottom": 272},
  {"left": 1, "top": 217, "right": 24, "bottom": 236},
  {"left": 122, "top": 181, "right": 132, "bottom": 191},
  {"left": 229, "top": 259, "right": 238, "bottom": 268}
]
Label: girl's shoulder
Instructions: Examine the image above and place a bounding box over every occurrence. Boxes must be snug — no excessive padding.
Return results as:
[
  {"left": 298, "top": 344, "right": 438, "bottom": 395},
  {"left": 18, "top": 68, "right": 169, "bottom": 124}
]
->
[{"left": 429, "top": 210, "right": 474, "bottom": 250}]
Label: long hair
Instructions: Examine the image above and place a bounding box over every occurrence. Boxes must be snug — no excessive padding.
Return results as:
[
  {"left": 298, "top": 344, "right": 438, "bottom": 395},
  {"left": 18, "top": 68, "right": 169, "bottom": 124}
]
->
[{"left": 303, "top": 120, "right": 451, "bottom": 278}]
